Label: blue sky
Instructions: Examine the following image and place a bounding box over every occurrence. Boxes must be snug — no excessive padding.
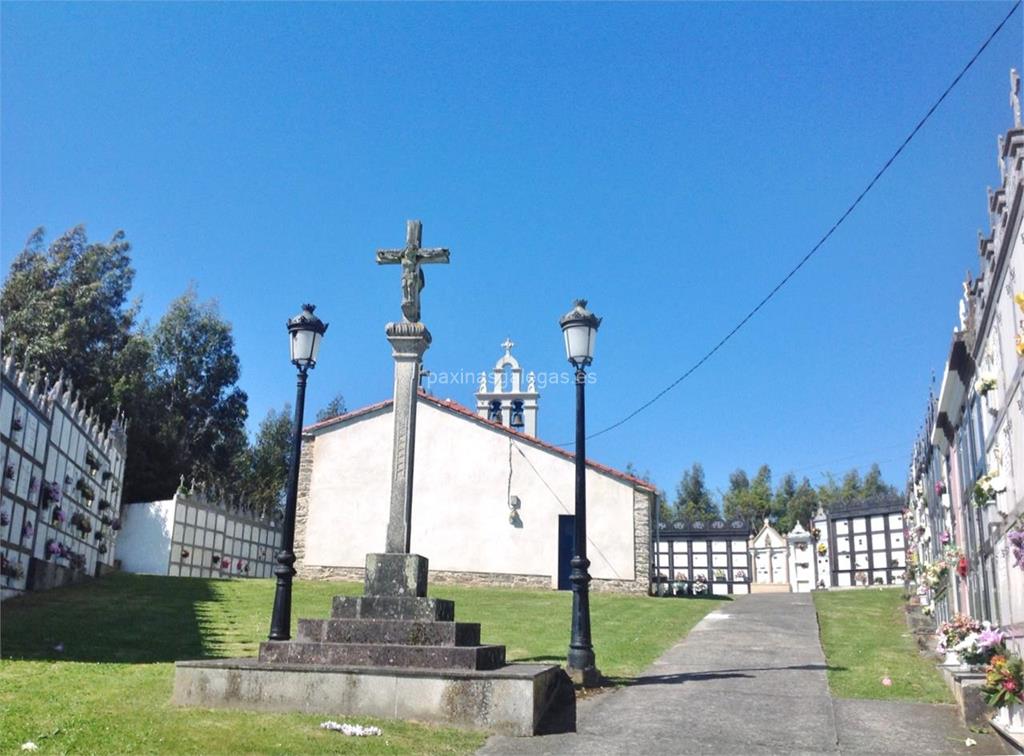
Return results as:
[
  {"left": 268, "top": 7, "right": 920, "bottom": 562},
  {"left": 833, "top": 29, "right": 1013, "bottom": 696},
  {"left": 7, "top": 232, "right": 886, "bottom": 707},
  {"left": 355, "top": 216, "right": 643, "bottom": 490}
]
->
[{"left": 2, "top": 2, "right": 1022, "bottom": 502}]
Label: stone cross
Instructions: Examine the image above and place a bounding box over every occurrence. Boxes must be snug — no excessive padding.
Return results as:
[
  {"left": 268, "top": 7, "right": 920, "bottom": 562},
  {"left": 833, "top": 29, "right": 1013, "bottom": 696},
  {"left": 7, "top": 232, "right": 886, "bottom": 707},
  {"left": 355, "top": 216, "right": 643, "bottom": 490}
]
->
[
  {"left": 375, "top": 220, "right": 451, "bottom": 554},
  {"left": 1012, "top": 68, "right": 1021, "bottom": 129},
  {"left": 376, "top": 220, "right": 450, "bottom": 323}
]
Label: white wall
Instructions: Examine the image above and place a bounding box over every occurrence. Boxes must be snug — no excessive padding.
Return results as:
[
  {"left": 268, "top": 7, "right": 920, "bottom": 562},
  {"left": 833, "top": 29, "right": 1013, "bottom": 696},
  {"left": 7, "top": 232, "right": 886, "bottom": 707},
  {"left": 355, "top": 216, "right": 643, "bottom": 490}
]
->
[
  {"left": 303, "top": 399, "right": 639, "bottom": 587},
  {"left": 117, "top": 500, "right": 174, "bottom": 575}
]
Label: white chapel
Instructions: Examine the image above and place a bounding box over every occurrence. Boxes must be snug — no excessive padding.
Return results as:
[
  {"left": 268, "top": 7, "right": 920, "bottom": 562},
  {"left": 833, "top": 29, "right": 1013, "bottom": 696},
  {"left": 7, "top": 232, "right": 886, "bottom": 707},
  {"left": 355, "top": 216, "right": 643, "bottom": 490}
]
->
[{"left": 294, "top": 340, "right": 654, "bottom": 592}]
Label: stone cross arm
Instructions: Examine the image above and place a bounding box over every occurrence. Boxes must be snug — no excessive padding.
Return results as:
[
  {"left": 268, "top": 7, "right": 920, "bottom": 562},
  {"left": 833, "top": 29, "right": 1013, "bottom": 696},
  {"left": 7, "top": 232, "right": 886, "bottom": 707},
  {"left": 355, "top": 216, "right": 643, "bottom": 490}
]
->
[
  {"left": 374, "top": 220, "right": 451, "bottom": 323},
  {"left": 375, "top": 220, "right": 450, "bottom": 265}
]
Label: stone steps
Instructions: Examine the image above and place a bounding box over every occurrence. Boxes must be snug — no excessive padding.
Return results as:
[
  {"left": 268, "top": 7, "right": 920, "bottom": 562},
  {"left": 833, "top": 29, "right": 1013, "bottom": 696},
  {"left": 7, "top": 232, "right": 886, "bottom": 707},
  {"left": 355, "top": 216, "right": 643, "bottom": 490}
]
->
[
  {"left": 297, "top": 618, "right": 481, "bottom": 647},
  {"left": 331, "top": 595, "right": 455, "bottom": 621},
  {"left": 259, "top": 640, "right": 506, "bottom": 670}
]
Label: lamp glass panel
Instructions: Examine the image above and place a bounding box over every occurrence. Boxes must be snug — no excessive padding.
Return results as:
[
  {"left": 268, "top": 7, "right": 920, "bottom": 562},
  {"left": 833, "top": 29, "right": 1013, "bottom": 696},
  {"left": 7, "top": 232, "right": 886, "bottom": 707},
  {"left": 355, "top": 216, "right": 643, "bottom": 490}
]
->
[
  {"left": 564, "top": 324, "right": 592, "bottom": 362},
  {"left": 291, "top": 329, "right": 315, "bottom": 364},
  {"left": 588, "top": 328, "right": 598, "bottom": 361},
  {"left": 309, "top": 331, "right": 323, "bottom": 364}
]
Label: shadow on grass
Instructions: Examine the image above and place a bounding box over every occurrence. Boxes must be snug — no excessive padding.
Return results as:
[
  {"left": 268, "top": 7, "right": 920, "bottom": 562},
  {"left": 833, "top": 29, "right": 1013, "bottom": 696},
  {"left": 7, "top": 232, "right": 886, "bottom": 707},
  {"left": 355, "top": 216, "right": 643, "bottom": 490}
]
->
[
  {"left": 1, "top": 572, "right": 236, "bottom": 663},
  {"left": 604, "top": 663, "right": 848, "bottom": 687}
]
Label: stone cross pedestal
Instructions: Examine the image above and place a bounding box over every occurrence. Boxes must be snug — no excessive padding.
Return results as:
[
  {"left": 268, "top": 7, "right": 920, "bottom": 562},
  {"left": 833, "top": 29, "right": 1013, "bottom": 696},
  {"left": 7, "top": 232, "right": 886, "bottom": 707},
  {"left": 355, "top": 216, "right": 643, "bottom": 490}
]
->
[
  {"left": 170, "top": 219, "right": 574, "bottom": 736},
  {"left": 384, "top": 321, "right": 430, "bottom": 554}
]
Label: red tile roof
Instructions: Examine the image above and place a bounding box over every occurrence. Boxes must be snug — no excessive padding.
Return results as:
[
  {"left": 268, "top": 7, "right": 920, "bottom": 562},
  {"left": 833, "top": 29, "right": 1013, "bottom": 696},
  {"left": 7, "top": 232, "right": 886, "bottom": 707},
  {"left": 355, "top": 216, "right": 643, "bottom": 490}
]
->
[{"left": 305, "top": 393, "right": 657, "bottom": 492}]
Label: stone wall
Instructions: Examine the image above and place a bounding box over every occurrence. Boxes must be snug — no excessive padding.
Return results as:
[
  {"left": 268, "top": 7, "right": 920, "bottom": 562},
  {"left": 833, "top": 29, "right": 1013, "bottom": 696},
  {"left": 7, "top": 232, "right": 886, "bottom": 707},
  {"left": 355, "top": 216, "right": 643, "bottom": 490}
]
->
[
  {"left": 295, "top": 564, "right": 647, "bottom": 594},
  {"left": 632, "top": 488, "right": 652, "bottom": 591},
  {"left": 293, "top": 434, "right": 315, "bottom": 572}
]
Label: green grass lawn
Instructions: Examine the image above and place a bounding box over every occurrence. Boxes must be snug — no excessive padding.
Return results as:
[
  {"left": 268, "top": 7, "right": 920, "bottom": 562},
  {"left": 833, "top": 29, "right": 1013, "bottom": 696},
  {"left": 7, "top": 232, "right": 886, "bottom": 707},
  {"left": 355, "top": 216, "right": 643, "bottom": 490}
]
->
[
  {"left": 813, "top": 587, "right": 950, "bottom": 703},
  {"left": 1, "top": 573, "right": 719, "bottom": 754}
]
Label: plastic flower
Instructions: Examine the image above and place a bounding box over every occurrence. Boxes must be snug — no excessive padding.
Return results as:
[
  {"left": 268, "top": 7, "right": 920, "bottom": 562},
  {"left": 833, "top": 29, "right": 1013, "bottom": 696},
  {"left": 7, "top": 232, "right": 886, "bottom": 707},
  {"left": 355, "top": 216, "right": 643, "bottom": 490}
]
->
[{"left": 977, "top": 626, "right": 1005, "bottom": 651}]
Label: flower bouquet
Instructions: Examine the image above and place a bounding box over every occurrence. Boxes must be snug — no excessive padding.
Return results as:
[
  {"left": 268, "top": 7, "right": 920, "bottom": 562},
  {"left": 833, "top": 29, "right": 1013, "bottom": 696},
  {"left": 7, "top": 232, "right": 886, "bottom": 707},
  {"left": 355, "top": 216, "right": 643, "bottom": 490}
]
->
[
  {"left": 975, "top": 376, "right": 997, "bottom": 396},
  {"left": 51, "top": 506, "right": 66, "bottom": 525},
  {"left": 982, "top": 654, "right": 1024, "bottom": 732},
  {"left": 41, "top": 481, "right": 61, "bottom": 508},
  {"left": 0, "top": 510, "right": 9, "bottom": 527},
  {"left": 937, "top": 613, "right": 983, "bottom": 665},
  {"left": 952, "top": 622, "right": 1005, "bottom": 666},
  {"left": 817, "top": 543, "right": 828, "bottom": 556},
  {"left": 75, "top": 479, "right": 95, "bottom": 503},
  {"left": 1, "top": 554, "right": 25, "bottom": 580},
  {"left": 973, "top": 471, "right": 1006, "bottom": 508},
  {"left": 692, "top": 575, "right": 708, "bottom": 595},
  {"left": 1009, "top": 530, "right": 1024, "bottom": 571},
  {"left": 70, "top": 511, "right": 92, "bottom": 536}
]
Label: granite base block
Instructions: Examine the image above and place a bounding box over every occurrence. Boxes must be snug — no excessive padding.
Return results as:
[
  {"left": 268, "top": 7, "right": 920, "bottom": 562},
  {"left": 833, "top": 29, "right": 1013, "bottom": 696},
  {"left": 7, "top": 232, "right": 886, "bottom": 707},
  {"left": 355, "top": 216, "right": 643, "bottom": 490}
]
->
[
  {"left": 331, "top": 595, "right": 455, "bottom": 621},
  {"left": 298, "top": 618, "right": 481, "bottom": 646},
  {"left": 365, "top": 553, "right": 428, "bottom": 597},
  {"left": 172, "top": 658, "right": 574, "bottom": 736},
  {"left": 259, "top": 640, "right": 506, "bottom": 670}
]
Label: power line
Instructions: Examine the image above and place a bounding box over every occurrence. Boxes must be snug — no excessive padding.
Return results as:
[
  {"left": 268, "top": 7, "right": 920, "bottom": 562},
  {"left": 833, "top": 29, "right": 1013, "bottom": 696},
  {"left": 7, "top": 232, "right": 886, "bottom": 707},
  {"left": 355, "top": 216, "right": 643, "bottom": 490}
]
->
[{"left": 567, "top": 0, "right": 1022, "bottom": 448}]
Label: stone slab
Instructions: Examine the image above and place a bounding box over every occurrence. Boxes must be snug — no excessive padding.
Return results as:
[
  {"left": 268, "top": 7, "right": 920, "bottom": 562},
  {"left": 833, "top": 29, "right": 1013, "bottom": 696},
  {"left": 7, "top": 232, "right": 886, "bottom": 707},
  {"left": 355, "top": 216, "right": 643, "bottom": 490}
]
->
[
  {"left": 332, "top": 595, "right": 455, "bottom": 621},
  {"left": 364, "top": 553, "right": 428, "bottom": 597},
  {"left": 172, "top": 658, "right": 574, "bottom": 737},
  {"left": 297, "top": 618, "right": 481, "bottom": 647},
  {"left": 259, "top": 640, "right": 506, "bottom": 670}
]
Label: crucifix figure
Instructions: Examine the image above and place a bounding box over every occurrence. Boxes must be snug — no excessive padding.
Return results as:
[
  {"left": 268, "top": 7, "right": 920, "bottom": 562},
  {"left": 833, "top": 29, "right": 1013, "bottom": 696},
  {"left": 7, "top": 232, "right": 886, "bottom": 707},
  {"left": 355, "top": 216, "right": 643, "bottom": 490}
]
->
[{"left": 376, "top": 220, "right": 450, "bottom": 323}]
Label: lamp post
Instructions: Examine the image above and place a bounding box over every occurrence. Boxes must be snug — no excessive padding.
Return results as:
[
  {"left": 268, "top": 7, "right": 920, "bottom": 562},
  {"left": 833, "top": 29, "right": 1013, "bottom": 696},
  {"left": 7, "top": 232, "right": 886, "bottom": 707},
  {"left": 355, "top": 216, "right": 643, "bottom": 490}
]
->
[
  {"left": 269, "top": 304, "right": 328, "bottom": 641},
  {"left": 559, "top": 299, "right": 602, "bottom": 687}
]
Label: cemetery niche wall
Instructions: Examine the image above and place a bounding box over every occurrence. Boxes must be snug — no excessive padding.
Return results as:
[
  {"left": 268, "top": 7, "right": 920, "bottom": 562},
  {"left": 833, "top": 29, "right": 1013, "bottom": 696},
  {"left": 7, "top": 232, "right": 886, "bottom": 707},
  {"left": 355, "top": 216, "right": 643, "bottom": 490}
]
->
[
  {"left": 117, "top": 480, "right": 283, "bottom": 578},
  {"left": 653, "top": 519, "right": 752, "bottom": 596},
  {"left": 0, "top": 356, "right": 128, "bottom": 600},
  {"left": 827, "top": 496, "right": 907, "bottom": 588}
]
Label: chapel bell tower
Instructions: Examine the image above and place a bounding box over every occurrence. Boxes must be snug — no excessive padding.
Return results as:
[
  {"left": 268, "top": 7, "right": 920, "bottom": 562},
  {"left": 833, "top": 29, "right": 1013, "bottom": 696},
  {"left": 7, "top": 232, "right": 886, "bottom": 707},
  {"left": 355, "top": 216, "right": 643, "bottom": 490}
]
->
[{"left": 475, "top": 338, "right": 539, "bottom": 436}]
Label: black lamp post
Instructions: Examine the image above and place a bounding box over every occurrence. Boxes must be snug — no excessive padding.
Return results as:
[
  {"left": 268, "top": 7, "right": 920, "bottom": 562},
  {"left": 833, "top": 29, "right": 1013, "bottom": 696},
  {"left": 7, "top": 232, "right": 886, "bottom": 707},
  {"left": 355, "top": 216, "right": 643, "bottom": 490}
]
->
[
  {"left": 269, "top": 304, "right": 328, "bottom": 641},
  {"left": 559, "top": 299, "right": 602, "bottom": 687}
]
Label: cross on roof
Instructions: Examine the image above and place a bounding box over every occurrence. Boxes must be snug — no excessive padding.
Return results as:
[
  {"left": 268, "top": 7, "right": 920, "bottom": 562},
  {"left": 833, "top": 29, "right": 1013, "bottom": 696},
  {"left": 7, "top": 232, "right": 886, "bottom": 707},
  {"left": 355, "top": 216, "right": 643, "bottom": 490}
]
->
[{"left": 501, "top": 337, "right": 515, "bottom": 354}]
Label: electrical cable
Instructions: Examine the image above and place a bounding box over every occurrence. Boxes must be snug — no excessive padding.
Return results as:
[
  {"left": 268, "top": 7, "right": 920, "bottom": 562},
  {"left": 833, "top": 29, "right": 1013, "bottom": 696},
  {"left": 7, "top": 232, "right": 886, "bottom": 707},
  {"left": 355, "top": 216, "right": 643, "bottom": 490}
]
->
[{"left": 564, "top": 0, "right": 1022, "bottom": 448}]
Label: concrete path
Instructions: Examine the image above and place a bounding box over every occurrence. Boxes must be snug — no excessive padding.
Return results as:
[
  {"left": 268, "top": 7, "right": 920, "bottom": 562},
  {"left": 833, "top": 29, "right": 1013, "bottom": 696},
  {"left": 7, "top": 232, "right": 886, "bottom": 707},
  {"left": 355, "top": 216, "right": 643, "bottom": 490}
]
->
[{"left": 480, "top": 594, "right": 1009, "bottom": 755}]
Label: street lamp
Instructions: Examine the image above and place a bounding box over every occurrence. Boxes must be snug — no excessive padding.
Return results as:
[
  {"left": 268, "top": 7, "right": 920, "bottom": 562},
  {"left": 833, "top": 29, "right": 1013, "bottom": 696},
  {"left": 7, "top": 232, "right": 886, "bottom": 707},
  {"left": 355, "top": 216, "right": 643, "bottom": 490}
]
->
[
  {"left": 269, "top": 304, "right": 328, "bottom": 641},
  {"left": 559, "top": 299, "right": 601, "bottom": 687}
]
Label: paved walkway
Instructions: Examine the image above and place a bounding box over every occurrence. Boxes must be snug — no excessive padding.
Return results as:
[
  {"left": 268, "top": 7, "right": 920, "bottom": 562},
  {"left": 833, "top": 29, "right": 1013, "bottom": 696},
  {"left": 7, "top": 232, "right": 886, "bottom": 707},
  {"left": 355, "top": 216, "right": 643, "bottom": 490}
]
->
[{"left": 480, "top": 594, "right": 1009, "bottom": 755}]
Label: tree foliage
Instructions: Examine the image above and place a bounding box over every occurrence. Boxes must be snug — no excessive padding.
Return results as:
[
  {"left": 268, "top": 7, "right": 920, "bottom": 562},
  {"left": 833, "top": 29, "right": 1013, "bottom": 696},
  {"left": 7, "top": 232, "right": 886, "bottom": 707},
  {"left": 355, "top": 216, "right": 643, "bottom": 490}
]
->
[
  {"left": 122, "top": 287, "right": 249, "bottom": 500},
  {"left": 2, "top": 227, "right": 259, "bottom": 504},
  {"left": 672, "top": 463, "right": 719, "bottom": 523},
  {"left": 240, "top": 404, "right": 293, "bottom": 518},
  {"left": 723, "top": 467, "right": 776, "bottom": 527},
  {"left": 0, "top": 226, "right": 137, "bottom": 421},
  {"left": 316, "top": 393, "right": 348, "bottom": 422}
]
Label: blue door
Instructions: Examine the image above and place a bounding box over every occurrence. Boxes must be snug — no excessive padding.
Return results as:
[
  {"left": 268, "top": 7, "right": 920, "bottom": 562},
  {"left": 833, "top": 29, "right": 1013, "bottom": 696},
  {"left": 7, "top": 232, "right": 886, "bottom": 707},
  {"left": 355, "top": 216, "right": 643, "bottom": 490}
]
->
[{"left": 557, "top": 515, "right": 576, "bottom": 590}]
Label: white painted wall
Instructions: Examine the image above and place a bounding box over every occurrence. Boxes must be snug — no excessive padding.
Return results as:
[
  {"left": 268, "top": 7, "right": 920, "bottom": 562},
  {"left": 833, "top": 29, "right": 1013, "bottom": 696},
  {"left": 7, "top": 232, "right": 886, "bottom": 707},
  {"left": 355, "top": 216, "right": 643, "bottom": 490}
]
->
[
  {"left": 117, "top": 500, "right": 174, "bottom": 575},
  {"left": 303, "top": 399, "right": 640, "bottom": 587}
]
